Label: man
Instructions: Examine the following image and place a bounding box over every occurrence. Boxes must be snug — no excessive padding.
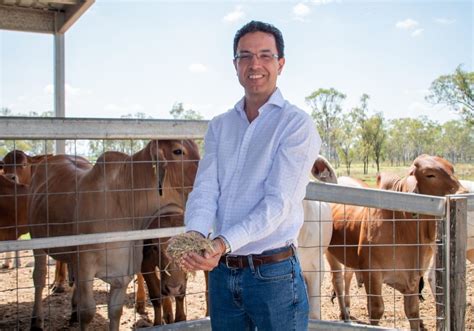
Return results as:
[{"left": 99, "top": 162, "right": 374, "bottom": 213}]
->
[{"left": 182, "top": 20, "right": 321, "bottom": 330}]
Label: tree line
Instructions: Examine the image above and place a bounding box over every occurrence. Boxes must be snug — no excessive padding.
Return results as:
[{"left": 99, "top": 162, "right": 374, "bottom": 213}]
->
[
  {"left": 1, "top": 66, "right": 472, "bottom": 170},
  {"left": 306, "top": 65, "right": 473, "bottom": 175}
]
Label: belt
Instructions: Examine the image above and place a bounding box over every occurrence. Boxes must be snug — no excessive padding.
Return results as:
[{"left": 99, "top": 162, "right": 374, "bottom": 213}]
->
[{"left": 219, "top": 245, "right": 294, "bottom": 269}]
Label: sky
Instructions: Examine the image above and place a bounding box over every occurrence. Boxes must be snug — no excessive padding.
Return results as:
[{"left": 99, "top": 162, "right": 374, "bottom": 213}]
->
[{"left": 0, "top": 0, "right": 472, "bottom": 124}]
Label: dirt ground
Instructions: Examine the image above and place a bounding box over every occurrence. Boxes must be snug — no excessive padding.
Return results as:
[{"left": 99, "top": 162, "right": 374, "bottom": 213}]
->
[{"left": 0, "top": 251, "right": 472, "bottom": 330}]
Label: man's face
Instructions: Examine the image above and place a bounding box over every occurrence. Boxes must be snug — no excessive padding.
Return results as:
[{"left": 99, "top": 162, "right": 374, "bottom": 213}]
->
[{"left": 233, "top": 31, "right": 285, "bottom": 99}]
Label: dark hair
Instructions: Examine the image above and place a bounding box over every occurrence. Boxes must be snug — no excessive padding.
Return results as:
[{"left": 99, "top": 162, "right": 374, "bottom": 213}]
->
[{"left": 233, "top": 20, "right": 285, "bottom": 59}]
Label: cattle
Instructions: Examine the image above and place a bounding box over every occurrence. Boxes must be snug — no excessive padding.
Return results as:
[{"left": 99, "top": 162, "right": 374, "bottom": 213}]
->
[
  {"left": 0, "top": 174, "right": 29, "bottom": 242},
  {"left": 0, "top": 171, "right": 29, "bottom": 269},
  {"left": 28, "top": 139, "right": 199, "bottom": 331},
  {"left": 326, "top": 154, "right": 467, "bottom": 329},
  {"left": 135, "top": 215, "right": 188, "bottom": 325},
  {"left": 425, "top": 179, "right": 474, "bottom": 297},
  {"left": 0, "top": 150, "right": 69, "bottom": 292},
  {"left": 297, "top": 155, "right": 336, "bottom": 319}
]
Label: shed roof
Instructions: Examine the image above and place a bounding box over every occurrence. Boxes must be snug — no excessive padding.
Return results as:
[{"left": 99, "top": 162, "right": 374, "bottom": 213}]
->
[{"left": 0, "top": 0, "right": 94, "bottom": 34}]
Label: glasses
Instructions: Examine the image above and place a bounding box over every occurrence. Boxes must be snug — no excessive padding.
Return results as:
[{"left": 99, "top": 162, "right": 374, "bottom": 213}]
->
[{"left": 234, "top": 51, "right": 279, "bottom": 64}]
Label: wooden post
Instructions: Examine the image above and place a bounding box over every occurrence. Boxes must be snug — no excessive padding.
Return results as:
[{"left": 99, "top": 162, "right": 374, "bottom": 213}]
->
[{"left": 448, "top": 197, "right": 467, "bottom": 331}]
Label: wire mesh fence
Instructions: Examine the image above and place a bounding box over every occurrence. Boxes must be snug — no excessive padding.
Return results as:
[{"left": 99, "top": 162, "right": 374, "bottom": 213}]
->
[{"left": 0, "top": 117, "right": 472, "bottom": 330}]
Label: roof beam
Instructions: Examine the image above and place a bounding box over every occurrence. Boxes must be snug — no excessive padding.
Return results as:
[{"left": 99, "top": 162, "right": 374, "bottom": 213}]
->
[
  {"left": 58, "top": 0, "right": 94, "bottom": 33},
  {"left": 0, "top": 5, "right": 55, "bottom": 33}
]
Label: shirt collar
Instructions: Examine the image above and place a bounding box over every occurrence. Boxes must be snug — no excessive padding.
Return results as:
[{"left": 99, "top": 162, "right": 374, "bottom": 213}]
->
[{"left": 234, "top": 88, "right": 285, "bottom": 120}]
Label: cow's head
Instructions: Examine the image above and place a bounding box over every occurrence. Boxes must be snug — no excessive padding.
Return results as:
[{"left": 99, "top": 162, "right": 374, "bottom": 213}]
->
[
  {"left": 408, "top": 154, "right": 467, "bottom": 196},
  {"left": 2, "top": 150, "right": 52, "bottom": 185},
  {"left": 148, "top": 139, "right": 200, "bottom": 205}
]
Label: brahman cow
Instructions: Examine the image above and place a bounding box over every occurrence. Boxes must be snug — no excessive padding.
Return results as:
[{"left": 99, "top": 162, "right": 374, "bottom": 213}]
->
[
  {"left": 135, "top": 215, "right": 188, "bottom": 326},
  {"left": 425, "top": 179, "right": 474, "bottom": 298},
  {"left": 326, "top": 154, "right": 466, "bottom": 329},
  {"left": 0, "top": 150, "right": 69, "bottom": 292},
  {"left": 297, "top": 155, "right": 336, "bottom": 320},
  {"left": 0, "top": 174, "right": 29, "bottom": 242},
  {"left": 28, "top": 139, "right": 199, "bottom": 331}
]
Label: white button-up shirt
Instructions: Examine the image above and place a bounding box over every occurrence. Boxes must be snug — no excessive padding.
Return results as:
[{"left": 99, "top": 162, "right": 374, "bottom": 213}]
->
[{"left": 185, "top": 88, "right": 321, "bottom": 255}]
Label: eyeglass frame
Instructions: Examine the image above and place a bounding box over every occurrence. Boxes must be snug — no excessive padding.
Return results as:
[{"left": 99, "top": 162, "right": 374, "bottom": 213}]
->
[{"left": 234, "top": 51, "right": 280, "bottom": 63}]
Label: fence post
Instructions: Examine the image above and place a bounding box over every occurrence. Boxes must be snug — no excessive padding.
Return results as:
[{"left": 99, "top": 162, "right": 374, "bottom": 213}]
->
[
  {"left": 448, "top": 196, "right": 467, "bottom": 331},
  {"left": 436, "top": 209, "right": 447, "bottom": 331}
]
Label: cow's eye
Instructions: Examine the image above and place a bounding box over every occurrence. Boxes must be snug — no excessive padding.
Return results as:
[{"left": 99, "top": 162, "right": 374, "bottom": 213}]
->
[{"left": 173, "top": 149, "right": 184, "bottom": 156}]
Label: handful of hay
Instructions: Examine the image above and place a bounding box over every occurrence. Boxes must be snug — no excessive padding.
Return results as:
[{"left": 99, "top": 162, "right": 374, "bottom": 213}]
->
[{"left": 166, "top": 232, "right": 215, "bottom": 272}]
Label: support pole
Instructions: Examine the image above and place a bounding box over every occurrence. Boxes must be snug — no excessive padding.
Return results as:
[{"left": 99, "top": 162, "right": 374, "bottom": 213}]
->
[{"left": 54, "top": 33, "right": 66, "bottom": 154}]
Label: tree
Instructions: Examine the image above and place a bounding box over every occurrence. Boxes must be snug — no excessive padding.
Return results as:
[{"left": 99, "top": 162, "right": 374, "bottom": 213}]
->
[
  {"left": 366, "top": 113, "right": 386, "bottom": 172},
  {"left": 352, "top": 94, "right": 371, "bottom": 174},
  {"left": 170, "top": 102, "right": 204, "bottom": 120},
  {"left": 305, "top": 88, "right": 346, "bottom": 161},
  {"left": 426, "top": 65, "right": 474, "bottom": 124},
  {"left": 335, "top": 110, "right": 360, "bottom": 175}
]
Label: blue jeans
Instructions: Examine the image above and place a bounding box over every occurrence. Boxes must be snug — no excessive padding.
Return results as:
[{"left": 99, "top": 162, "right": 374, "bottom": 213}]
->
[{"left": 209, "top": 246, "right": 309, "bottom": 331}]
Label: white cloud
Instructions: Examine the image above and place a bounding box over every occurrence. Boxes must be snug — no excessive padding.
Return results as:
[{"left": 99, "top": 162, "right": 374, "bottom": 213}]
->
[
  {"left": 434, "top": 17, "right": 456, "bottom": 25},
  {"left": 312, "top": 0, "right": 335, "bottom": 5},
  {"left": 411, "top": 28, "right": 424, "bottom": 37},
  {"left": 395, "top": 18, "right": 419, "bottom": 30},
  {"left": 293, "top": 3, "right": 311, "bottom": 19},
  {"left": 188, "top": 63, "right": 208, "bottom": 73},
  {"left": 223, "top": 6, "right": 245, "bottom": 23}
]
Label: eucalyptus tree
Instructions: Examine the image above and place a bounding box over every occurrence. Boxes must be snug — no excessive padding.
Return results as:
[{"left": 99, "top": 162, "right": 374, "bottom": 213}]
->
[
  {"left": 335, "top": 111, "right": 359, "bottom": 175},
  {"left": 305, "top": 88, "right": 346, "bottom": 161},
  {"left": 426, "top": 65, "right": 474, "bottom": 124},
  {"left": 365, "top": 113, "right": 386, "bottom": 172}
]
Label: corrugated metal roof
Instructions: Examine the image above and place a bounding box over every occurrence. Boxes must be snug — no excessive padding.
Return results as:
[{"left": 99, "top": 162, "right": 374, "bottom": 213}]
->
[{"left": 0, "top": 0, "right": 94, "bottom": 34}]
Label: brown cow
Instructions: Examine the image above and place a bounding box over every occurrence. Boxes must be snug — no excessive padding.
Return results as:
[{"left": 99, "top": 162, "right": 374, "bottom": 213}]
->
[
  {"left": 28, "top": 140, "right": 199, "bottom": 331},
  {"left": 326, "top": 154, "right": 467, "bottom": 330},
  {"left": 1, "top": 150, "right": 68, "bottom": 291},
  {"left": 135, "top": 215, "right": 188, "bottom": 325},
  {"left": 0, "top": 174, "right": 29, "bottom": 242}
]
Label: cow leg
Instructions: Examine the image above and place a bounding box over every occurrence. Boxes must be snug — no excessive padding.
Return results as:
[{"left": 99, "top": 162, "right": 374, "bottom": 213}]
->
[
  {"left": 467, "top": 249, "right": 474, "bottom": 264},
  {"left": 108, "top": 285, "right": 128, "bottom": 331},
  {"left": 135, "top": 273, "right": 147, "bottom": 314},
  {"left": 326, "top": 252, "right": 350, "bottom": 321},
  {"left": 363, "top": 271, "right": 384, "bottom": 325},
  {"left": 174, "top": 295, "right": 186, "bottom": 322},
  {"left": 75, "top": 266, "right": 96, "bottom": 331},
  {"left": 2, "top": 251, "right": 12, "bottom": 269},
  {"left": 343, "top": 268, "right": 354, "bottom": 310},
  {"left": 51, "top": 261, "right": 68, "bottom": 294},
  {"left": 403, "top": 290, "right": 425, "bottom": 330},
  {"left": 162, "top": 297, "right": 174, "bottom": 324},
  {"left": 142, "top": 268, "right": 164, "bottom": 325},
  {"left": 31, "top": 250, "right": 47, "bottom": 330}
]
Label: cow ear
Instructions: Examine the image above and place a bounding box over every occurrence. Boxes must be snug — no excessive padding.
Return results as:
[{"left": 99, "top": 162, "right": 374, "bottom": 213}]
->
[
  {"left": 312, "top": 155, "right": 337, "bottom": 184},
  {"left": 149, "top": 140, "right": 166, "bottom": 165},
  {"left": 0, "top": 160, "right": 4, "bottom": 171},
  {"left": 406, "top": 176, "right": 419, "bottom": 193}
]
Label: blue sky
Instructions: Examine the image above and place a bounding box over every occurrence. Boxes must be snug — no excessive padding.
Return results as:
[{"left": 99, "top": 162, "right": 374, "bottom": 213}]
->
[{"left": 1, "top": 0, "right": 472, "bottom": 123}]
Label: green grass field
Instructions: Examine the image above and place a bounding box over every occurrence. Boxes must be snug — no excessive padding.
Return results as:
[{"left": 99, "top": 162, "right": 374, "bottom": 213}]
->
[{"left": 333, "top": 162, "right": 474, "bottom": 188}]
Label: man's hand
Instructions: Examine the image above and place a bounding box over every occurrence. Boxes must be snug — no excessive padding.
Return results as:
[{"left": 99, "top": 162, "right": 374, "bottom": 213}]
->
[{"left": 181, "top": 237, "right": 226, "bottom": 272}]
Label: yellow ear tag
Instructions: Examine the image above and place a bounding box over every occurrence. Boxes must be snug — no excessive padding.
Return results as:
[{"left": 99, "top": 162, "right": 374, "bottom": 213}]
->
[{"left": 153, "top": 163, "right": 157, "bottom": 176}]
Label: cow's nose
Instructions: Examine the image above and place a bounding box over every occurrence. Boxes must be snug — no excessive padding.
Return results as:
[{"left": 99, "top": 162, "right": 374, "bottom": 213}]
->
[
  {"left": 163, "top": 284, "right": 185, "bottom": 296},
  {"left": 5, "top": 174, "right": 18, "bottom": 183}
]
